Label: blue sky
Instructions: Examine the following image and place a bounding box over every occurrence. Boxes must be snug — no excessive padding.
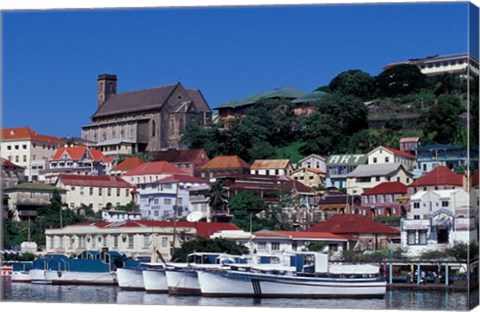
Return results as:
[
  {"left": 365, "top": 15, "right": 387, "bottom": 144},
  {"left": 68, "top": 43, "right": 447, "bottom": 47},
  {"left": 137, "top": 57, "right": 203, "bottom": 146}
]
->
[{"left": 1, "top": 2, "right": 477, "bottom": 138}]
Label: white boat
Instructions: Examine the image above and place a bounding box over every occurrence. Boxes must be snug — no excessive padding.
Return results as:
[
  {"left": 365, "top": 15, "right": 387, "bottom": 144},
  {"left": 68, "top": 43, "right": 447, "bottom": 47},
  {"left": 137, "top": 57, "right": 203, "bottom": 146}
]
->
[
  {"left": 10, "top": 262, "right": 33, "bottom": 283},
  {"left": 197, "top": 252, "right": 387, "bottom": 298},
  {"left": 142, "top": 263, "right": 169, "bottom": 293},
  {"left": 165, "top": 252, "right": 248, "bottom": 296},
  {"left": 117, "top": 260, "right": 153, "bottom": 291}
]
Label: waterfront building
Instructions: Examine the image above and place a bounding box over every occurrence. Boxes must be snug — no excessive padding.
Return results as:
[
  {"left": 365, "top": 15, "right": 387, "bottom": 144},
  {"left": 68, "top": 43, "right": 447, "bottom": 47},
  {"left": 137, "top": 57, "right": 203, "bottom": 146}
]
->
[
  {"left": 407, "top": 166, "right": 465, "bottom": 196},
  {"left": 1, "top": 127, "right": 64, "bottom": 182},
  {"left": 345, "top": 163, "right": 413, "bottom": 195},
  {"left": 250, "top": 159, "right": 294, "bottom": 177},
  {"left": 152, "top": 149, "right": 210, "bottom": 177},
  {"left": 290, "top": 167, "right": 326, "bottom": 189},
  {"left": 384, "top": 53, "right": 480, "bottom": 77},
  {"left": 55, "top": 174, "right": 135, "bottom": 212},
  {"left": 1, "top": 158, "right": 26, "bottom": 189},
  {"left": 361, "top": 181, "right": 409, "bottom": 218},
  {"left": 44, "top": 220, "right": 241, "bottom": 260},
  {"left": 367, "top": 146, "right": 416, "bottom": 170},
  {"left": 109, "top": 157, "right": 145, "bottom": 177},
  {"left": 199, "top": 155, "right": 250, "bottom": 180},
  {"left": 414, "top": 144, "right": 478, "bottom": 178},
  {"left": 400, "top": 188, "right": 477, "bottom": 257},
  {"left": 81, "top": 74, "right": 212, "bottom": 153},
  {"left": 298, "top": 154, "right": 327, "bottom": 172},
  {"left": 305, "top": 214, "right": 400, "bottom": 251},
  {"left": 41, "top": 146, "right": 116, "bottom": 184},
  {"left": 3, "top": 183, "right": 67, "bottom": 221},
  {"left": 122, "top": 161, "right": 188, "bottom": 186},
  {"left": 325, "top": 153, "right": 368, "bottom": 189},
  {"left": 138, "top": 174, "right": 209, "bottom": 220},
  {"left": 101, "top": 209, "right": 141, "bottom": 222}
]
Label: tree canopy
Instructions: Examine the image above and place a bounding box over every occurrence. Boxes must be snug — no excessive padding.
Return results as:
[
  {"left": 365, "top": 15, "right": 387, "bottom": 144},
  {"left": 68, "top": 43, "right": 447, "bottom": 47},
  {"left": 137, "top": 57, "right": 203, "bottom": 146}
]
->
[{"left": 375, "top": 64, "right": 429, "bottom": 97}]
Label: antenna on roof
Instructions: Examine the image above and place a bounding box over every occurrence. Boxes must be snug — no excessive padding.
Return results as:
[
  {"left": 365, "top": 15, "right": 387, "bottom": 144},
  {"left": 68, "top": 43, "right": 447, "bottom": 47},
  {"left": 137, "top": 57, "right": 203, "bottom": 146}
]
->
[{"left": 178, "top": 75, "right": 181, "bottom": 82}]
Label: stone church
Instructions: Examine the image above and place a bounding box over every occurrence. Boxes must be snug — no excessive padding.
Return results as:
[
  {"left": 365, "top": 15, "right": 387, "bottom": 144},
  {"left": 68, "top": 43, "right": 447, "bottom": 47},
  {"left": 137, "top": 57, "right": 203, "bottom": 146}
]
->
[{"left": 82, "top": 74, "right": 212, "bottom": 157}]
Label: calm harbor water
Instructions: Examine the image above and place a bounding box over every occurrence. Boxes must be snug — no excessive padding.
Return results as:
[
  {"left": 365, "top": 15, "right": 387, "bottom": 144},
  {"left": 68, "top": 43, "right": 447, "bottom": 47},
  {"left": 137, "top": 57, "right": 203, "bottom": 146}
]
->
[{"left": 1, "top": 278, "right": 478, "bottom": 311}]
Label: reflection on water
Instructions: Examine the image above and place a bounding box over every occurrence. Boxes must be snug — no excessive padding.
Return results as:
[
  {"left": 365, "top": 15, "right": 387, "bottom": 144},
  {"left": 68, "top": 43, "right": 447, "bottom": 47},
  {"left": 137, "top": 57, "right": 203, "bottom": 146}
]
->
[{"left": 1, "top": 278, "right": 476, "bottom": 311}]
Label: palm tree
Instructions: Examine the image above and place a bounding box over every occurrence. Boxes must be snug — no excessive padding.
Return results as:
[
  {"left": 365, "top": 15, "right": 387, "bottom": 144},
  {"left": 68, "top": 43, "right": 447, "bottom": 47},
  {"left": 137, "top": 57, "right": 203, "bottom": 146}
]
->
[{"left": 207, "top": 181, "right": 228, "bottom": 221}]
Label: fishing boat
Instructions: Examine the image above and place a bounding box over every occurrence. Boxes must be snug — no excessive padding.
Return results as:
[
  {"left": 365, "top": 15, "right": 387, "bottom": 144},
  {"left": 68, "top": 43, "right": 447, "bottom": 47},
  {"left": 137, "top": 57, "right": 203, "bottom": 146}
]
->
[
  {"left": 116, "top": 259, "right": 151, "bottom": 291},
  {"left": 142, "top": 263, "right": 169, "bottom": 293},
  {"left": 197, "top": 252, "right": 387, "bottom": 298},
  {"left": 11, "top": 261, "right": 33, "bottom": 283},
  {"left": 43, "top": 250, "right": 125, "bottom": 286},
  {"left": 165, "top": 252, "right": 248, "bottom": 296},
  {"left": 29, "top": 254, "right": 69, "bottom": 284}
]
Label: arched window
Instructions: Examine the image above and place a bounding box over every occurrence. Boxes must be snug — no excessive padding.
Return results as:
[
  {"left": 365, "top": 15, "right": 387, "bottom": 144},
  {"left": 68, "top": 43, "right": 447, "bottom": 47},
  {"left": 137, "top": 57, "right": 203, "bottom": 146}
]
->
[
  {"left": 169, "top": 118, "right": 175, "bottom": 135},
  {"left": 151, "top": 120, "right": 156, "bottom": 137}
]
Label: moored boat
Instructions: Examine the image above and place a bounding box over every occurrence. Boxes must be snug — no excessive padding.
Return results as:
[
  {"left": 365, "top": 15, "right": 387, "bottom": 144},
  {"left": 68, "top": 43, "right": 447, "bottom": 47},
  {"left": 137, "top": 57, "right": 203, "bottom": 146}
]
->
[
  {"left": 197, "top": 252, "right": 387, "bottom": 298},
  {"left": 142, "top": 263, "right": 169, "bottom": 293},
  {"left": 11, "top": 261, "right": 33, "bottom": 283},
  {"left": 117, "top": 259, "right": 151, "bottom": 291}
]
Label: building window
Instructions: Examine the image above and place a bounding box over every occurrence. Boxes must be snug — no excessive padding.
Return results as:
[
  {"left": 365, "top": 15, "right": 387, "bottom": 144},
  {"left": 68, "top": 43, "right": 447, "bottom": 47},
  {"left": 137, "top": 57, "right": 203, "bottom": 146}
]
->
[
  {"left": 89, "top": 188, "right": 94, "bottom": 196},
  {"left": 373, "top": 157, "right": 377, "bottom": 163},
  {"left": 407, "top": 230, "right": 416, "bottom": 245},
  {"left": 128, "top": 235, "right": 134, "bottom": 249},
  {"left": 117, "top": 188, "right": 121, "bottom": 197},
  {"left": 413, "top": 202, "right": 420, "bottom": 209},
  {"left": 99, "top": 188, "right": 103, "bottom": 196},
  {"left": 151, "top": 120, "right": 156, "bottom": 137},
  {"left": 143, "top": 235, "right": 150, "bottom": 249},
  {"left": 164, "top": 198, "right": 172, "bottom": 205},
  {"left": 442, "top": 201, "right": 449, "bottom": 207},
  {"left": 385, "top": 157, "right": 389, "bottom": 163},
  {"left": 257, "top": 242, "right": 267, "bottom": 251},
  {"left": 162, "top": 237, "right": 169, "bottom": 248},
  {"left": 418, "top": 230, "right": 428, "bottom": 245},
  {"left": 271, "top": 242, "right": 280, "bottom": 251},
  {"left": 107, "top": 188, "right": 111, "bottom": 196}
]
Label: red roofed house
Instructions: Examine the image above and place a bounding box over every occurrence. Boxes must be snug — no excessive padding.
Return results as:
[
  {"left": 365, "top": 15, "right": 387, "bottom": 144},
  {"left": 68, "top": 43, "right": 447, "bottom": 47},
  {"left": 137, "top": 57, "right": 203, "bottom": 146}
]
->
[
  {"left": 367, "top": 146, "right": 416, "bottom": 170},
  {"left": 1, "top": 127, "right": 65, "bottom": 182},
  {"left": 55, "top": 174, "right": 135, "bottom": 212},
  {"left": 153, "top": 149, "right": 210, "bottom": 177},
  {"left": 110, "top": 157, "right": 145, "bottom": 176},
  {"left": 306, "top": 214, "right": 400, "bottom": 251},
  {"left": 42, "top": 146, "right": 116, "bottom": 184},
  {"left": 1, "top": 157, "right": 26, "bottom": 189},
  {"left": 407, "top": 165, "right": 464, "bottom": 196},
  {"left": 122, "top": 161, "right": 187, "bottom": 186},
  {"left": 138, "top": 174, "right": 210, "bottom": 221},
  {"left": 44, "top": 220, "right": 240, "bottom": 259},
  {"left": 199, "top": 155, "right": 250, "bottom": 180},
  {"left": 361, "top": 181, "right": 409, "bottom": 218}
]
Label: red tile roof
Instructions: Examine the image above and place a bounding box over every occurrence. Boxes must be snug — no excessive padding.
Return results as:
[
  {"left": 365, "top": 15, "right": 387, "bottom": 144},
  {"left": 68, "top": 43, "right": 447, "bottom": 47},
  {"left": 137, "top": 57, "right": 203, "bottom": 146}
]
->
[
  {"left": 58, "top": 174, "right": 134, "bottom": 188},
  {"left": 362, "top": 181, "right": 408, "bottom": 195},
  {"left": 73, "top": 220, "right": 240, "bottom": 238},
  {"left": 254, "top": 230, "right": 348, "bottom": 241},
  {"left": 201, "top": 156, "right": 250, "bottom": 170},
  {"left": 384, "top": 147, "right": 416, "bottom": 159},
  {"left": 123, "top": 161, "right": 187, "bottom": 176},
  {"left": 1, "top": 158, "right": 22, "bottom": 168},
  {"left": 1, "top": 127, "right": 64, "bottom": 143},
  {"left": 409, "top": 166, "right": 463, "bottom": 187},
  {"left": 305, "top": 214, "right": 399, "bottom": 235},
  {"left": 155, "top": 174, "right": 209, "bottom": 184},
  {"left": 111, "top": 157, "right": 145, "bottom": 172},
  {"left": 52, "top": 146, "right": 114, "bottom": 163}
]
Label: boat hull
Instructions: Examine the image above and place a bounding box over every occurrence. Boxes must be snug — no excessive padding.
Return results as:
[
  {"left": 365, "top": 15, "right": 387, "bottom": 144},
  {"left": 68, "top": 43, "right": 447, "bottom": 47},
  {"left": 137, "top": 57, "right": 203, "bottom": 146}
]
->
[
  {"left": 29, "top": 269, "right": 52, "bottom": 284},
  {"left": 44, "top": 270, "right": 117, "bottom": 286},
  {"left": 117, "top": 267, "right": 144, "bottom": 291},
  {"left": 165, "top": 269, "right": 201, "bottom": 295},
  {"left": 142, "top": 269, "right": 168, "bottom": 293},
  {"left": 11, "top": 271, "right": 31, "bottom": 283},
  {"left": 198, "top": 270, "right": 386, "bottom": 298}
]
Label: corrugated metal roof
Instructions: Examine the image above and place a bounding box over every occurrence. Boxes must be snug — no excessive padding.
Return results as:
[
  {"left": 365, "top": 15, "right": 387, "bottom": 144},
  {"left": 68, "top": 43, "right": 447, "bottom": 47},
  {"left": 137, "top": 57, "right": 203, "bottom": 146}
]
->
[
  {"left": 201, "top": 156, "right": 250, "bottom": 170},
  {"left": 58, "top": 174, "right": 134, "bottom": 188},
  {"left": 362, "top": 181, "right": 408, "bottom": 195},
  {"left": 409, "top": 166, "right": 463, "bottom": 187},
  {"left": 346, "top": 163, "right": 410, "bottom": 178},
  {"left": 250, "top": 159, "right": 291, "bottom": 170}
]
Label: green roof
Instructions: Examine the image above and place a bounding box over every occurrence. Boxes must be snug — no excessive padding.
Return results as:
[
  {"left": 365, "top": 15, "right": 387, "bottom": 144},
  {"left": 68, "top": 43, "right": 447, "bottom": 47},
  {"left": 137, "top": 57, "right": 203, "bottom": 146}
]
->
[
  {"left": 3, "top": 183, "right": 67, "bottom": 193},
  {"left": 291, "top": 91, "right": 329, "bottom": 104},
  {"left": 215, "top": 87, "right": 308, "bottom": 109}
]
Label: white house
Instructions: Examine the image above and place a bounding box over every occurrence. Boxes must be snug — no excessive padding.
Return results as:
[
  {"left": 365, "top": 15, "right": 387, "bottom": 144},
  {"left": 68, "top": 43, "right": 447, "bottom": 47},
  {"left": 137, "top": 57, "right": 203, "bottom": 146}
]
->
[
  {"left": 55, "top": 174, "right": 135, "bottom": 212},
  {"left": 298, "top": 154, "right": 326, "bottom": 172},
  {"left": 401, "top": 188, "right": 478, "bottom": 256},
  {"left": 250, "top": 159, "right": 294, "bottom": 176},
  {"left": 101, "top": 209, "right": 141, "bottom": 222},
  {"left": 138, "top": 174, "right": 209, "bottom": 221},
  {"left": 1, "top": 127, "right": 64, "bottom": 182},
  {"left": 367, "top": 146, "right": 416, "bottom": 170}
]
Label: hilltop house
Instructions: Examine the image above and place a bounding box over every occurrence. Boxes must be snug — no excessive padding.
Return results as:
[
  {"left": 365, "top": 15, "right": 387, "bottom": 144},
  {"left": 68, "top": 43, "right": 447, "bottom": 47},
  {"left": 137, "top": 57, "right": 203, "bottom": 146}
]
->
[
  {"left": 407, "top": 166, "right": 464, "bottom": 196},
  {"left": 325, "top": 154, "right": 368, "bottom": 189},
  {"left": 138, "top": 174, "right": 209, "bottom": 221},
  {"left": 361, "top": 181, "right": 409, "bottom": 218},
  {"left": 55, "top": 174, "right": 135, "bottom": 212},
  {"left": 1, "top": 127, "right": 64, "bottom": 182},
  {"left": 290, "top": 167, "right": 326, "bottom": 189},
  {"left": 367, "top": 146, "right": 416, "bottom": 170},
  {"left": 81, "top": 74, "right": 212, "bottom": 154},
  {"left": 414, "top": 144, "right": 478, "bottom": 177},
  {"left": 41, "top": 146, "right": 116, "bottom": 184},
  {"left": 153, "top": 149, "right": 210, "bottom": 177},
  {"left": 199, "top": 155, "right": 250, "bottom": 180},
  {"left": 250, "top": 159, "right": 294, "bottom": 177},
  {"left": 345, "top": 163, "right": 413, "bottom": 195},
  {"left": 298, "top": 154, "right": 327, "bottom": 172}
]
